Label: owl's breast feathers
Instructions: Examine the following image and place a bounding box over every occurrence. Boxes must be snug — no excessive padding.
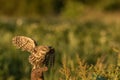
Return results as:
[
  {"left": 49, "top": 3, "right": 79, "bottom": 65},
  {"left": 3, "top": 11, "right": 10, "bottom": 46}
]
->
[
  {"left": 29, "top": 46, "right": 55, "bottom": 68},
  {"left": 29, "top": 54, "right": 45, "bottom": 68},
  {"left": 29, "top": 46, "right": 51, "bottom": 66}
]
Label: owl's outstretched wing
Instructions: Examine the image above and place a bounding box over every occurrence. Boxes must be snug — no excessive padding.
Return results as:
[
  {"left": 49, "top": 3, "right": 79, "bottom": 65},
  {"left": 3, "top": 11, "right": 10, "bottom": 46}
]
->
[
  {"left": 44, "top": 47, "right": 55, "bottom": 68},
  {"left": 12, "top": 36, "right": 37, "bottom": 53}
]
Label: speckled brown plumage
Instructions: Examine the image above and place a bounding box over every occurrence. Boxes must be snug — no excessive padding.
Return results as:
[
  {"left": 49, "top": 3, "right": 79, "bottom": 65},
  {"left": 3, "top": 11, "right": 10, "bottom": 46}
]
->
[{"left": 12, "top": 36, "right": 55, "bottom": 70}]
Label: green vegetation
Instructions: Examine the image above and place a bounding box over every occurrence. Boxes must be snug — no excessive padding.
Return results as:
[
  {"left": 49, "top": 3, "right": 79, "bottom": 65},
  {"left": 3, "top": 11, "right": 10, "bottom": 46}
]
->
[
  {"left": 0, "top": 18, "right": 120, "bottom": 80},
  {"left": 0, "top": 0, "right": 120, "bottom": 80},
  {"left": 0, "top": 0, "right": 120, "bottom": 16}
]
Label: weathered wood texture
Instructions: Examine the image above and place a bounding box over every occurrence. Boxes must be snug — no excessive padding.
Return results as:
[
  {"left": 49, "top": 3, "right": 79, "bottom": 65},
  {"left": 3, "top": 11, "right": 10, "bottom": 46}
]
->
[{"left": 31, "top": 67, "right": 48, "bottom": 80}]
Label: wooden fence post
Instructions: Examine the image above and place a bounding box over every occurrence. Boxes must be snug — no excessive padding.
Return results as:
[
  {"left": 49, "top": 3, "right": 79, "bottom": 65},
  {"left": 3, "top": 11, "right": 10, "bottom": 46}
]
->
[{"left": 31, "top": 67, "right": 48, "bottom": 80}]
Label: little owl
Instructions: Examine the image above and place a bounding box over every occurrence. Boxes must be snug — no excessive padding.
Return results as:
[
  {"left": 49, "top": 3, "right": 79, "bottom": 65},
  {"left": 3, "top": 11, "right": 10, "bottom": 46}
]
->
[{"left": 12, "top": 36, "right": 55, "bottom": 70}]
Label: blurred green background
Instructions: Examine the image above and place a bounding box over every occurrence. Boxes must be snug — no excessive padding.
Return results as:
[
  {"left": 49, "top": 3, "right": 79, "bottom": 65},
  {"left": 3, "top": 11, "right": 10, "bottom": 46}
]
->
[{"left": 0, "top": 0, "right": 120, "bottom": 80}]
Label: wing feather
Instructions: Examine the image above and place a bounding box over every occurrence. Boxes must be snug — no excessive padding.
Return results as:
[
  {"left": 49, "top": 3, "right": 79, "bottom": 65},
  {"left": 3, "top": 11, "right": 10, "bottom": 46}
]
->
[
  {"left": 44, "top": 47, "right": 55, "bottom": 68},
  {"left": 12, "top": 36, "right": 36, "bottom": 53}
]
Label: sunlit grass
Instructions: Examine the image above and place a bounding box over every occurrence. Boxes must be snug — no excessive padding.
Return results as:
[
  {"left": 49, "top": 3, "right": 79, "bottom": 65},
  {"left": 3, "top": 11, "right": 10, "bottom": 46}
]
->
[
  {"left": 0, "top": 19, "right": 120, "bottom": 80},
  {"left": 59, "top": 54, "right": 120, "bottom": 80}
]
